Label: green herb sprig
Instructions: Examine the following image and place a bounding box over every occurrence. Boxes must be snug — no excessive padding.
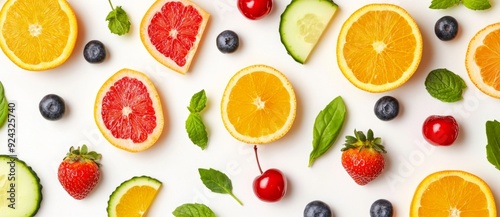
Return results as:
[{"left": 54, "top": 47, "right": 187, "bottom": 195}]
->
[
  {"left": 198, "top": 168, "right": 243, "bottom": 206},
  {"left": 486, "top": 120, "right": 500, "bottom": 170},
  {"left": 0, "top": 81, "right": 8, "bottom": 128},
  {"left": 430, "top": 0, "right": 491, "bottom": 10},
  {"left": 424, "top": 68, "right": 467, "bottom": 103},
  {"left": 173, "top": 203, "right": 216, "bottom": 217},
  {"left": 106, "top": 0, "right": 131, "bottom": 35},
  {"left": 186, "top": 90, "right": 209, "bottom": 150}
]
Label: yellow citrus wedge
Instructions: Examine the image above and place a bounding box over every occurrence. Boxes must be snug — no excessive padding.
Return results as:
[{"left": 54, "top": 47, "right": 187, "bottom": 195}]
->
[
  {"left": 107, "top": 176, "right": 162, "bottom": 217},
  {"left": 466, "top": 22, "right": 500, "bottom": 98},
  {"left": 0, "top": 0, "right": 78, "bottom": 71},
  {"left": 94, "top": 68, "right": 164, "bottom": 152},
  {"left": 221, "top": 64, "right": 296, "bottom": 144},
  {"left": 410, "top": 170, "right": 497, "bottom": 217},
  {"left": 337, "top": 4, "right": 422, "bottom": 92}
]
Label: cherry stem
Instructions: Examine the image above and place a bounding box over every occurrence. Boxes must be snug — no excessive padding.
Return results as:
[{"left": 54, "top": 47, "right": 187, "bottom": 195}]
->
[{"left": 254, "top": 145, "right": 263, "bottom": 175}]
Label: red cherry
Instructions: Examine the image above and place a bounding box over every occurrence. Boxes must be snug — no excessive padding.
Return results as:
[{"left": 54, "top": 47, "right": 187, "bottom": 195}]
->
[
  {"left": 252, "top": 145, "right": 287, "bottom": 202},
  {"left": 237, "top": 0, "right": 273, "bottom": 20},
  {"left": 422, "top": 115, "right": 459, "bottom": 146}
]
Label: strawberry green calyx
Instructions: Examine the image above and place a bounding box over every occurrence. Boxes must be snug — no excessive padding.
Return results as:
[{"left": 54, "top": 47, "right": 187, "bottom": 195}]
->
[
  {"left": 341, "top": 129, "right": 386, "bottom": 154},
  {"left": 65, "top": 145, "right": 102, "bottom": 164}
]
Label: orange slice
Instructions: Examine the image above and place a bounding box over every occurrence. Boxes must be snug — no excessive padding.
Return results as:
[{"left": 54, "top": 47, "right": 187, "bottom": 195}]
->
[
  {"left": 221, "top": 64, "right": 296, "bottom": 144},
  {"left": 410, "top": 170, "right": 497, "bottom": 217},
  {"left": 0, "top": 0, "right": 78, "bottom": 71},
  {"left": 140, "top": 0, "right": 209, "bottom": 74},
  {"left": 94, "top": 68, "right": 164, "bottom": 152},
  {"left": 107, "top": 176, "right": 162, "bottom": 217},
  {"left": 466, "top": 22, "right": 500, "bottom": 98},
  {"left": 337, "top": 4, "right": 423, "bottom": 92}
]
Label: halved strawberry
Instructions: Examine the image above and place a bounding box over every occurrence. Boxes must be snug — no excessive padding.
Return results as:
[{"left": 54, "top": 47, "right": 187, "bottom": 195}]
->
[
  {"left": 341, "top": 129, "right": 386, "bottom": 185},
  {"left": 58, "top": 145, "right": 101, "bottom": 199}
]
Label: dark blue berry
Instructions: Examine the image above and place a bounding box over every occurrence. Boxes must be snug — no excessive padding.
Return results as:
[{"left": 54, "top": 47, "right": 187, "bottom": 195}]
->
[
  {"left": 83, "top": 40, "right": 106, "bottom": 63},
  {"left": 216, "top": 30, "right": 239, "bottom": 53},
  {"left": 374, "top": 96, "right": 399, "bottom": 121},
  {"left": 304, "top": 200, "right": 332, "bottom": 217},
  {"left": 434, "top": 16, "right": 458, "bottom": 41},
  {"left": 39, "top": 94, "right": 65, "bottom": 121},
  {"left": 370, "top": 199, "right": 393, "bottom": 217}
]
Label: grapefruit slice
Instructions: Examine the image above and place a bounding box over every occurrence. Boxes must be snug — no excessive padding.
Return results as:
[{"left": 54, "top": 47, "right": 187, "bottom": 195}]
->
[
  {"left": 94, "top": 68, "right": 164, "bottom": 152},
  {"left": 140, "top": 0, "right": 209, "bottom": 74}
]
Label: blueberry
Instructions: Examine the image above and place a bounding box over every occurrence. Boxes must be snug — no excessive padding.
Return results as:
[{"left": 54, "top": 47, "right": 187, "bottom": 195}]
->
[
  {"left": 434, "top": 16, "right": 458, "bottom": 41},
  {"left": 83, "top": 40, "right": 106, "bottom": 63},
  {"left": 374, "top": 96, "right": 399, "bottom": 121},
  {"left": 370, "top": 199, "right": 393, "bottom": 217},
  {"left": 304, "top": 200, "right": 332, "bottom": 217},
  {"left": 39, "top": 94, "right": 65, "bottom": 121},
  {"left": 216, "top": 30, "right": 239, "bottom": 53}
]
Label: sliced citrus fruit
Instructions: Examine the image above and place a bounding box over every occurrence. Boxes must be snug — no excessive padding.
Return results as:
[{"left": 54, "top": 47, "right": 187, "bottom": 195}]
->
[
  {"left": 279, "top": 0, "right": 338, "bottom": 64},
  {"left": 107, "top": 176, "right": 162, "bottom": 217},
  {"left": 140, "top": 0, "right": 209, "bottom": 74},
  {"left": 221, "top": 64, "right": 296, "bottom": 144},
  {"left": 94, "top": 68, "right": 164, "bottom": 152},
  {"left": 0, "top": 0, "right": 78, "bottom": 71},
  {"left": 337, "top": 4, "right": 423, "bottom": 92},
  {"left": 466, "top": 22, "right": 500, "bottom": 98},
  {"left": 410, "top": 170, "right": 497, "bottom": 217}
]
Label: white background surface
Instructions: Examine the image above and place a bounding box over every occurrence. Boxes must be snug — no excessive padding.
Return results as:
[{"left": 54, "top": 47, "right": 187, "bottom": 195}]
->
[{"left": 1, "top": 0, "right": 500, "bottom": 216}]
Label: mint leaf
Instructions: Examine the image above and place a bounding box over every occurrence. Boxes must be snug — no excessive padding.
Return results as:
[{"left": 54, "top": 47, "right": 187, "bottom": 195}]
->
[
  {"left": 106, "top": 0, "right": 130, "bottom": 36},
  {"left": 425, "top": 68, "right": 467, "bottom": 102},
  {"left": 430, "top": 0, "right": 461, "bottom": 9},
  {"left": 186, "top": 113, "right": 208, "bottom": 149},
  {"left": 188, "top": 90, "right": 207, "bottom": 113},
  {"left": 186, "top": 90, "right": 209, "bottom": 150},
  {"left": 309, "top": 96, "right": 346, "bottom": 167},
  {"left": 198, "top": 168, "right": 243, "bottom": 205},
  {"left": 173, "top": 203, "right": 216, "bottom": 217},
  {"left": 0, "top": 81, "right": 8, "bottom": 128},
  {"left": 463, "top": 0, "right": 491, "bottom": 10},
  {"left": 486, "top": 120, "right": 500, "bottom": 170}
]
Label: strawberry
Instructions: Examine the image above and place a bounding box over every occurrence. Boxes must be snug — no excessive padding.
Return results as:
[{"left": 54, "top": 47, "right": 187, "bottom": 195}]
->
[
  {"left": 58, "top": 145, "right": 101, "bottom": 200},
  {"left": 341, "top": 129, "right": 386, "bottom": 185}
]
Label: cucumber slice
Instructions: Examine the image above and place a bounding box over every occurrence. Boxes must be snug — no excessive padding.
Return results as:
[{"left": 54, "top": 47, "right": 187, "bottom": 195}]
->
[
  {"left": 107, "top": 176, "right": 162, "bottom": 217},
  {"left": 279, "top": 0, "right": 338, "bottom": 64},
  {"left": 0, "top": 155, "right": 43, "bottom": 217}
]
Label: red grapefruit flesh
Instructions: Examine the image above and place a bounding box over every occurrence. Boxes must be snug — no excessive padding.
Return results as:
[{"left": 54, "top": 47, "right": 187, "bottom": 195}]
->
[
  {"left": 94, "top": 68, "right": 164, "bottom": 152},
  {"left": 140, "top": 0, "right": 210, "bottom": 74}
]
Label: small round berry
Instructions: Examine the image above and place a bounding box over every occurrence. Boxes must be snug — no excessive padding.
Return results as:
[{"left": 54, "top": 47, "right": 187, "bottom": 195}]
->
[
  {"left": 374, "top": 96, "right": 399, "bottom": 121},
  {"left": 83, "top": 40, "right": 106, "bottom": 63},
  {"left": 39, "top": 94, "right": 65, "bottom": 120},
  {"left": 304, "top": 200, "right": 332, "bottom": 217},
  {"left": 216, "top": 30, "right": 239, "bottom": 54},
  {"left": 434, "top": 16, "right": 458, "bottom": 41},
  {"left": 370, "top": 199, "right": 393, "bottom": 217}
]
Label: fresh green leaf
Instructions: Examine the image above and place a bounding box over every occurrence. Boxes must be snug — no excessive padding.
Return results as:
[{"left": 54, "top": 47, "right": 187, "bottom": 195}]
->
[
  {"left": 173, "top": 203, "right": 216, "bottom": 217},
  {"left": 198, "top": 168, "right": 243, "bottom": 205},
  {"left": 463, "top": 0, "right": 491, "bottom": 10},
  {"left": 429, "top": 0, "right": 461, "bottom": 9},
  {"left": 186, "top": 90, "right": 209, "bottom": 150},
  {"left": 486, "top": 120, "right": 500, "bottom": 170},
  {"left": 0, "top": 81, "right": 8, "bottom": 128},
  {"left": 186, "top": 113, "right": 208, "bottom": 150},
  {"left": 309, "top": 96, "right": 346, "bottom": 167},
  {"left": 425, "top": 68, "right": 467, "bottom": 102},
  {"left": 106, "top": 0, "right": 130, "bottom": 36},
  {"left": 188, "top": 90, "right": 207, "bottom": 113}
]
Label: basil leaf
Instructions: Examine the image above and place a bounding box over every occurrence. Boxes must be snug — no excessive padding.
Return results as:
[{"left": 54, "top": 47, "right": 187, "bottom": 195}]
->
[
  {"left": 430, "top": 0, "right": 461, "bottom": 9},
  {"left": 198, "top": 168, "right": 243, "bottom": 205},
  {"left": 186, "top": 90, "right": 209, "bottom": 150},
  {"left": 188, "top": 90, "right": 207, "bottom": 113},
  {"left": 186, "top": 113, "right": 208, "bottom": 150},
  {"left": 106, "top": 5, "right": 130, "bottom": 36},
  {"left": 309, "top": 96, "right": 346, "bottom": 167},
  {"left": 173, "top": 203, "right": 216, "bottom": 217},
  {"left": 486, "top": 120, "right": 500, "bottom": 170},
  {"left": 463, "top": 0, "right": 491, "bottom": 10},
  {"left": 425, "top": 68, "right": 467, "bottom": 102},
  {"left": 0, "top": 81, "right": 8, "bottom": 128}
]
